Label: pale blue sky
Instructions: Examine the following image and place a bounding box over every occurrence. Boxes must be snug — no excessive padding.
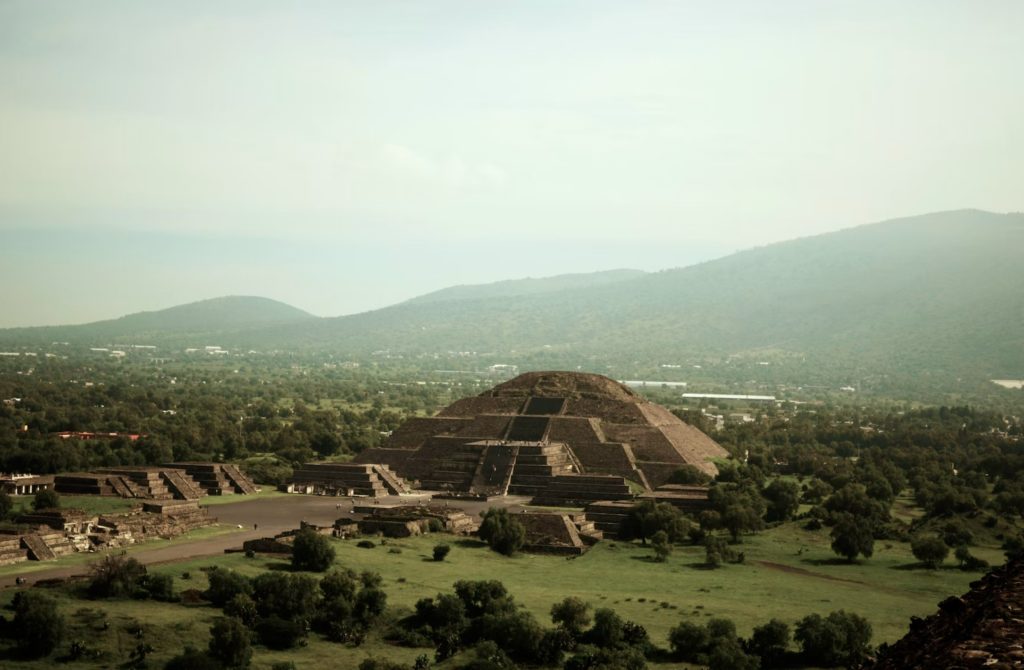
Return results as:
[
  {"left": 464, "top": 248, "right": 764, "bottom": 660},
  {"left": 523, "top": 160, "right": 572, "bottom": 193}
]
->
[{"left": 1, "top": 1, "right": 1021, "bottom": 326}]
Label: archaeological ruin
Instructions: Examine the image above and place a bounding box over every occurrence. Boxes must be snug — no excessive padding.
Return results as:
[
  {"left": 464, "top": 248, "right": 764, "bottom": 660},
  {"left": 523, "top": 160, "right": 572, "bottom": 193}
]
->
[{"left": 353, "top": 371, "right": 728, "bottom": 500}]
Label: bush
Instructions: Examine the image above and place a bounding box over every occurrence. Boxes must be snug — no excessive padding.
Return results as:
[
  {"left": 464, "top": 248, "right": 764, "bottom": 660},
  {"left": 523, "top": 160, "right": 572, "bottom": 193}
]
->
[
  {"left": 206, "top": 568, "right": 253, "bottom": 607},
  {"left": 911, "top": 534, "right": 949, "bottom": 569},
  {"left": 954, "top": 545, "right": 989, "bottom": 571},
  {"left": 224, "top": 593, "right": 259, "bottom": 627},
  {"left": 746, "top": 618, "right": 790, "bottom": 667},
  {"left": 144, "top": 572, "right": 176, "bottom": 602},
  {"left": 551, "top": 596, "right": 592, "bottom": 637},
  {"left": 668, "top": 465, "right": 712, "bottom": 485},
  {"left": 11, "top": 591, "right": 65, "bottom": 658},
  {"left": 251, "top": 572, "right": 321, "bottom": 623},
  {"left": 32, "top": 488, "right": 60, "bottom": 511},
  {"left": 88, "top": 553, "right": 148, "bottom": 599},
  {"left": 651, "top": 530, "right": 673, "bottom": 562},
  {"left": 256, "top": 615, "right": 307, "bottom": 650},
  {"left": 357, "top": 540, "right": 376, "bottom": 549},
  {"left": 478, "top": 508, "right": 526, "bottom": 556},
  {"left": 209, "top": 616, "right": 252, "bottom": 669},
  {"left": 291, "top": 527, "right": 336, "bottom": 572},
  {"left": 0, "top": 490, "right": 12, "bottom": 518},
  {"left": 433, "top": 544, "right": 451, "bottom": 561}
]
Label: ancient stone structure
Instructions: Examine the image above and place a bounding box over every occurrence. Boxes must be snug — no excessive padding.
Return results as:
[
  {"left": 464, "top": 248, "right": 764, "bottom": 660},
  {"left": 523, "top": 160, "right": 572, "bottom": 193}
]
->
[
  {"left": 6, "top": 502, "right": 216, "bottom": 562},
  {"left": 163, "top": 462, "right": 259, "bottom": 495},
  {"left": 0, "top": 473, "right": 54, "bottom": 495},
  {"left": 286, "top": 462, "right": 410, "bottom": 497},
  {"left": 54, "top": 463, "right": 257, "bottom": 500},
  {"left": 353, "top": 504, "right": 477, "bottom": 537},
  {"left": 355, "top": 371, "right": 728, "bottom": 498},
  {"left": 870, "top": 557, "right": 1024, "bottom": 669},
  {"left": 517, "top": 512, "right": 603, "bottom": 555}
]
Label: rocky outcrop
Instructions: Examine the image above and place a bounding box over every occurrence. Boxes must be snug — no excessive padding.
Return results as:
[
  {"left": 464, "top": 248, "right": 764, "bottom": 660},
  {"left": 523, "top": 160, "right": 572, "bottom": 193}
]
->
[{"left": 870, "top": 557, "right": 1024, "bottom": 669}]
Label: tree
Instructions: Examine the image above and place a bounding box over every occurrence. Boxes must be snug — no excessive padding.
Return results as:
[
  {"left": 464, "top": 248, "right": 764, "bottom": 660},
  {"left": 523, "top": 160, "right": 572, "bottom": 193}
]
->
[
  {"left": 224, "top": 593, "right": 259, "bottom": 627},
  {"left": 205, "top": 568, "right": 253, "bottom": 607},
  {"left": 0, "top": 490, "right": 12, "bottom": 518},
  {"left": 830, "top": 513, "right": 875, "bottom": 562},
  {"left": 651, "top": 530, "right": 673, "bottom": 562},
  {"left": 209, "top": 617, "right": 252, "bottom": 669},
  {"left": 433, "top": 544, "right": 451, "bottom": 561},
  {"left": 291, "top": 527, "right": 336, "bottom": 572},
  {"left": 11, "top": 591, "right": 65, "bottom": 658},
  {"left": 623, "top": 500, "right": 690, "bottom": 544},
  {"left": 795, "top": 610, "right": 872, "bottom": 667},
  {"left": 954, "top": 544, "right": 989, "bottom": 571},
  {"left": 320, "top": 568, "right": 359, "bottom": 602},
  {"left": 746, "top": 619, "right": 790, "bottom": 668},
  {"left": 32, "top": 488, "right": 60, "bottom": 511},
  {"left": 88, "top": 553, "right": 148, "bottom": 598},
  {"left": 251, "top": 572, "right": 320, "bottom": 623},
  {"left": 911, "top": 534, "right": 949, "bottom": 569},
  {"left": 587, "top": 608, "right": 625, "bottom": 649},
  {"left": 551, "top": 596, "right": 592, "bottom": 637},
  {"left": 256, "top": 615, "right": 306, "bottom": 650},
  {"left": 763, "top": 479, "right": 800, "bottom": 522},
  {"left": 478, "top": 508, "right": 526, "bottom": 556},
  {"left": 668, "top": 465, "right": 712, "bottom": 485}
]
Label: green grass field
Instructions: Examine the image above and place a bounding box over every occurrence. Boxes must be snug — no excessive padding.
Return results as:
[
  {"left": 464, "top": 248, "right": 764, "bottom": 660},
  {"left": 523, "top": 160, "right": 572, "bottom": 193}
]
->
[
  {"left": 0, "top": 519, "right": 1000, "bottom": 669},
  {"left": 10, "top": 495, "right": 138, "bottom": 518}
]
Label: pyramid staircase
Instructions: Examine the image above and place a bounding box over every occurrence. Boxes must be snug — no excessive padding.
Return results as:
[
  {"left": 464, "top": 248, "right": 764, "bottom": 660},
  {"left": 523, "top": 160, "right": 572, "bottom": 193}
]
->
[
  {"left": 507, "top": 443, "right": 576, "bottom": 496},
  {"left": 161, "top": 470, "right": 205, "bottom": 500},
  {"left": 221, "top": 464, "right": 258, "bottom": 494},
  {"left": 21, "top": 533, "right": 56, "bottom": 561},
  {"left": 372, "top": 464, "right": 411, "bottom": 495}
]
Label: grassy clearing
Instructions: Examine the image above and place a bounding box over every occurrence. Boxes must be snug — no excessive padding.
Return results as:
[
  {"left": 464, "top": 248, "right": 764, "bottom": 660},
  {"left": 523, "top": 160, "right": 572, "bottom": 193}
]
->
[
  {"left": 0, "top": 521, "right": 1001, "bottom": 669},
  {"left": 10, "top": 495, "right": 138, "bottom": 517}
]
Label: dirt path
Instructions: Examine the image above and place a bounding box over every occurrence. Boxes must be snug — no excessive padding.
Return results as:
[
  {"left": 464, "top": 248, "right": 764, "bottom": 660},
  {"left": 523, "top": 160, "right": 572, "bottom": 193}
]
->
[
  {"left": 0, "top": 492, "right": 532, "bottom": 589},
  {"left": 754, "top": 560, "right": 866, "bottom": 585}
]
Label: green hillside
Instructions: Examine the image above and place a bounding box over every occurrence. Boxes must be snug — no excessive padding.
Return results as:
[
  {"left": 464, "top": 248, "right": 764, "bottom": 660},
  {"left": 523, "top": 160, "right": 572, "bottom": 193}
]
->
[
  {"left": 0, "top": 296, "right": 314, "bottom": 344},
  {"left": 257, "top": 209, "right": 1024, "bottom": 381},
  {"left": 403, "top": 269, "right": 646, "bottom": 305},
  {"left": 2, "top": 210, "right": 1022, "bottom": 388}
]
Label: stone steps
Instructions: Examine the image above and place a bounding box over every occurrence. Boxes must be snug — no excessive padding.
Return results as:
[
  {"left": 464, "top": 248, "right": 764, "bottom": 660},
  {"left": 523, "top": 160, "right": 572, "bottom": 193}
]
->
[{"left": 22, "top": 533, "right": 56, "bottom": 561}]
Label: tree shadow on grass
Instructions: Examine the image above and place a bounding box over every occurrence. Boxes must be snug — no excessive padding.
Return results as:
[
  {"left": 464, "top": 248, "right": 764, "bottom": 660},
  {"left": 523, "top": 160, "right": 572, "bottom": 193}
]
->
[
  {"left": 683, "top": 561, "right": 719, "bottom": 571},
  {"left": 452, "top": 538, "right": 486, "bottom": 549},
  {"left": 890, "top": 562, "right": 958, "bottom": 571}
]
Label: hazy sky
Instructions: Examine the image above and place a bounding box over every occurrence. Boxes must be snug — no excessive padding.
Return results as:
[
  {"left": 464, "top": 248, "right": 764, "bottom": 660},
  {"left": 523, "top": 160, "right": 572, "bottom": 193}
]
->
[{"left": 1, "top": 1, "right": 1021, "bottom": 326}]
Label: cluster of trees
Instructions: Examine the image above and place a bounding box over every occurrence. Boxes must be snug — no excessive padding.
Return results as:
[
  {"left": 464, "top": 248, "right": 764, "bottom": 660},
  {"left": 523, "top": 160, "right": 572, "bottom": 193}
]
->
[
  {"left": 186, "top": 564, "right": 388, "bottom": 667},
  {"left": 402, "top": 582, "right": 650, "bottom": 669},
  {"left": 0, "top": 356, "right": 451, "bottom": 478}
]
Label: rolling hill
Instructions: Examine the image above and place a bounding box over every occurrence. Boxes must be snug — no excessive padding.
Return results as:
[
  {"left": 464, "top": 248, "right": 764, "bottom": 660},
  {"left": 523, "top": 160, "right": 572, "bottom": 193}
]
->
[
  {"left": 2, "top": 210, "right": 1022, "bottom": 385},
  {"left": 0, "top": 296, "right": 314, "bottom": 344}
]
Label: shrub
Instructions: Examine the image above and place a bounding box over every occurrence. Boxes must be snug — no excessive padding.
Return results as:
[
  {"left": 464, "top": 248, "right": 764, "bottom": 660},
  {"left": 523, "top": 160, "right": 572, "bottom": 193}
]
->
[
  {"left": 746, "top": 618, "right": 790, "bottom": 667},
  {"left": 251, "top": 572, "right": 321, "bottom": 623},
  {"left": 11, "top": 591, "right": 65, "bottom": 658},
  {"left": 0, "top": 490, "right": 12, "bottom": 518},
  {"left": 209, "top": 616, "right": 252, "bottom": 669},
  {"left": 954, "top": 545, "right": 989, "bottom": 571},
  {"left": 433, "top": 544, "right": 451, "bottom": 561},
  {"left": 291, "top": 527, "right": 336, "bottom": 572},
  {"left": 651, "top": 530, "right": 672, "bottom": 562},
  {"left": 144, "top": 573, "right": 176, "bottom": 602},
  {"left": 256, "top": 615, "right": 306, "bottom": 650},
  {"left": 32, "top": 488, "right": 60, "bottom": 511},
  {"left": 88, "top": 553, "right": 148, "bottom": 599},
  {"left": 357, "top": 540, "right": 376, "bottom": 549},
  {"left": 205, "top": 568, "right": 253, "bottom": 607},
  {"left": 668, "top": 465, "right": 712, "bottom": 485},
  {"left": 321, "top": 568, "right": 359, "bottom": 601},
  {"left": 478, "top": 508, "right": 526, "bottom": 556},
  {"left": 224, "top": 593, "right": 259, "bottom": 627},
  {"left": 551, "top": 596, "right": 592, "bottom": 637}
]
